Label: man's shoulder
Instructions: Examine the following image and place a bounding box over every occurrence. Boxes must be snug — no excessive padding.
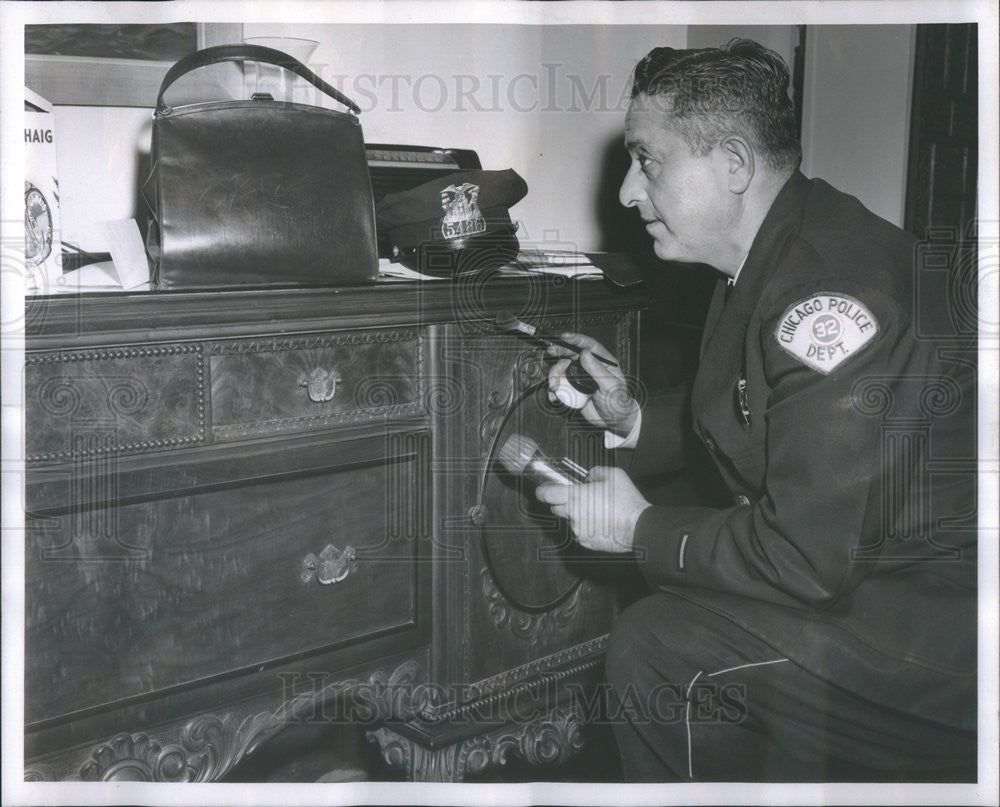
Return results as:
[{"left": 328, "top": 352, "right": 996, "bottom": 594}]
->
[
  {"left": 747, "top": 178, "right": 920, "bottom": 353},
  {"left": 762, "top": 177, "right": 916, "bottom": 301},
  {"left": 796, "top": 177, "right": 916, "bottom": 271}
]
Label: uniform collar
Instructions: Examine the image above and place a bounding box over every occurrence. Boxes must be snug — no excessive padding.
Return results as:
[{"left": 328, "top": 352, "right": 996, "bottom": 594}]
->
[
  {"left": 728, "top": 254, "right": 748, "bottom": 287},
  {"left": 693, "top": 171, "right": 810, "bottom": 416},
  {"left": 720, "top": 171, "right": 810, "bottom": 319},
  {"left": 736, "top": 171, "right": 809, "bottom": 293}
]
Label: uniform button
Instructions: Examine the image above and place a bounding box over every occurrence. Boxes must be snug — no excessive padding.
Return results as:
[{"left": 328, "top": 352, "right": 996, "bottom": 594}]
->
[
  {"left": 734, "top": 494, "right": 751, "bottom": 507},
  {"left": 704, "top": 436, "right": 718, "bottom": 454}
]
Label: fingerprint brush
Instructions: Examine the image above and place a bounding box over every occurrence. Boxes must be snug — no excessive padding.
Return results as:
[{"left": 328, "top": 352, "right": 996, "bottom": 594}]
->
[
  {"left": 493, "top": 313, "right": 618, "bottom": 367},
  {"left": 497, "top": 432, "right": 589, "bottom": 485}
]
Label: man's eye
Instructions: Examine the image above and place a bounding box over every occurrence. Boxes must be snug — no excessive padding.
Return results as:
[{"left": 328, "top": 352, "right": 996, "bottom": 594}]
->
[{"left": 637, "top": 154, "right": 654, "bottom": 173}]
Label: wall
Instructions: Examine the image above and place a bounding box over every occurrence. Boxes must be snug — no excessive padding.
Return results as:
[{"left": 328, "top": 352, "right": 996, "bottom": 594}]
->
[
  {"left": 686, "top": 24, "right": 798, "bottom": 73},
  {"left": 50, "top": 23, "right": 684, "bottom": 253},
  {"left": 800, "top": 25, "right": 916, "bottom": 226}
]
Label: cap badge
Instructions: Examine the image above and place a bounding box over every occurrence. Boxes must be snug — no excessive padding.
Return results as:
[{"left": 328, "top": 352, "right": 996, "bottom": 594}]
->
[
  {"left": 775, "top": 292, "right": 879, "bottom": 374},
  {"left": 440, "top": 182, "right": 486, "bottom": 240}
]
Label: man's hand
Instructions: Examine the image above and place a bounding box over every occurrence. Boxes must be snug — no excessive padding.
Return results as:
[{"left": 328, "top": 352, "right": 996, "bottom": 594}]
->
[
  {"left": 535, "top": 467, "right": 650, "bottom": 553},
  {"left": 546, "top": 333, "right": 639, "bottom": 438}
]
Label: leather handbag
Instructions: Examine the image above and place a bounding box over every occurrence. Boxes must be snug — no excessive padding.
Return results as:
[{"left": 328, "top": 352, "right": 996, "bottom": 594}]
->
[{"left": 143, "top": 44, "right": 377, "bottom": 289}]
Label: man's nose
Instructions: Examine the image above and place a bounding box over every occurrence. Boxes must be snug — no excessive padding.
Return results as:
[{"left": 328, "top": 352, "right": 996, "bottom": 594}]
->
[{"left": 619, "top": 162, "right": 645, "bottom": 209}]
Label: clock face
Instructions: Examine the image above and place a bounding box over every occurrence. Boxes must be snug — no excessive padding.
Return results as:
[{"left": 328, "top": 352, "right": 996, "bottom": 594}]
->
[{"left": 25, "top": 184, "right": 53, "bottom": 268}]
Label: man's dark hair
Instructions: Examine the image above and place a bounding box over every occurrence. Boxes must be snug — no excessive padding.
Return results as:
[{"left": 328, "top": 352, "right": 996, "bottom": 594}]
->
[{"left": 631, "top": 39, "right": 802, "bottom": 174}]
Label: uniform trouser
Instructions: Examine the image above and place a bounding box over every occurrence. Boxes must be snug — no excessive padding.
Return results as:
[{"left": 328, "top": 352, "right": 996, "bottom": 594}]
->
[{"left": 605, "top": 592, "right": 977, "bottom": 782}]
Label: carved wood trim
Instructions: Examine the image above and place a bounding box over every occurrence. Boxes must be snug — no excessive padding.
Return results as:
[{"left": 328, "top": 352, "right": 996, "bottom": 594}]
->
[
  {"left": 211, "top": 406, "right": 425, "bottom": 438},
  {"left": 459, "top": 705, "right": 586, "bottom": 777},
  {"left": 417, "top": 635, "right": 607, "bottom": 725},
  {"left": 466, "top": 634, "right": 608, "bottom": 698},
  {"left": 25, "top": 659, "right": 424, "bottom": 782},
  {"left": 480, "top": 567, "right": 585, "bottom": 644},
  {"left": 22, "top": 713, "right": 283, "bottom": 782},
  {"left": 368, "top": 704, "right": 586, "bottom": 782},
  {"left": 276, "top": 659, "right": 426, "bottom": 725},
  {"left": 70, "top": 712, "right": 284, "bottom": 782},
  {"left": 208, "top": 328, "right": 421, "bottom": 355},
  {"left": 479, "top": 349, "right": 548, "bottom": 446},
  {"left": 22, "top": 763, "right": 55, "bottom": 782},
  {"left": 368, "top": 727, "right": 462, "bottom": 782}
]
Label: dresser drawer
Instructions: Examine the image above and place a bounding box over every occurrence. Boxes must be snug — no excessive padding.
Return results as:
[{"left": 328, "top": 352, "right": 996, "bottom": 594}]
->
[
  {"left": 25, "top": 344, "right": 207, "bottom": 462},
  {"left": 209, "top": 328, "right": 425, "bottom": 440},
  {"left": 24, "top": 432, "right": 430, "bottom": 726}
]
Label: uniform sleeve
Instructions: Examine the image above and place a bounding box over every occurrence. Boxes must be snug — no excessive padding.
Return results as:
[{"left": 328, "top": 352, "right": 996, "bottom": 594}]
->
[
  {"left": 621, "top": 386, "right": 690, "bottom": 478},
  {"left": 632, "top": 283, "right": 906, "bottom": 608},
  {"left": 604, "top": 408, "right": 642, "bottom": 450}
]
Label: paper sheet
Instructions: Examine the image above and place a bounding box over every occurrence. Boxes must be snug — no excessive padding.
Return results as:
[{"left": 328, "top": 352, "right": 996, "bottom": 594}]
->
[{"left": 377, "top": 252, "right": 604, "bottom": 281}]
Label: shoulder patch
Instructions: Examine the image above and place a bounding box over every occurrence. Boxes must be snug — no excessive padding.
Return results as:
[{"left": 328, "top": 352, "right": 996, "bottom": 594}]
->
[{"left": 774, "top": 292, "right": 879, "bottom": 374}]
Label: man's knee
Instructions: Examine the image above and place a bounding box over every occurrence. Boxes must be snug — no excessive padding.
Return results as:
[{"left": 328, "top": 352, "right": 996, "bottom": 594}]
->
[
  {"left": 606, "top": 594, "right": 675, "bottom": 692},
  {"left": 606, "top": 592, "right": 736, "bottom": 694}
]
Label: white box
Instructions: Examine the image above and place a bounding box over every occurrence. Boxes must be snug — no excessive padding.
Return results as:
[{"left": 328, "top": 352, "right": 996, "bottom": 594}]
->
[{"left": 25, "top": 87, "right": 62, "bottom": 294}]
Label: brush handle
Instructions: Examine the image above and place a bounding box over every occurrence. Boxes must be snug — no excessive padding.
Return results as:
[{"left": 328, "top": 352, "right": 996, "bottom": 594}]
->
[
  {"left": 539, "top": 333, "right": 618, "bottom": 368},
  {"left": 566, "top": 360, "right": 599, "bottom": 395},
  {"left": 494, "top": 315, "right": 619, "bottom": 368}
]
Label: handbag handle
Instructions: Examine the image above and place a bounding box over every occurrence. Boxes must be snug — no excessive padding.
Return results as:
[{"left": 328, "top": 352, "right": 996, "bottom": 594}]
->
[{"left": 156, "top": 43, "right": 361, "bottom": 114}]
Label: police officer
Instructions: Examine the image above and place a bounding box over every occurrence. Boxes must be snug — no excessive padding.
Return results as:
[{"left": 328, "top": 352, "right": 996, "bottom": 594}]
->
[{"left": 536, "top": 40, "right": 977, "bottom": 781}]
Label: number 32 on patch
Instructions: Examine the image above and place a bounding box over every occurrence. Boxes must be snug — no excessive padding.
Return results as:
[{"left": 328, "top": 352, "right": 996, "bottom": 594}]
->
[{"left": 775, "top": 293, "right": 879, "bottom": 374}]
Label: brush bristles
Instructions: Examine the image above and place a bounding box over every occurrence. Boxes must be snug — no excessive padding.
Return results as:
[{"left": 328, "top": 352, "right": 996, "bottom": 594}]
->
[
  {"left": 497, "top": 433, "right": 538, "bottom": 474},
  {"left": 495, "top": 314, "right": 537, "bottom": 337}
]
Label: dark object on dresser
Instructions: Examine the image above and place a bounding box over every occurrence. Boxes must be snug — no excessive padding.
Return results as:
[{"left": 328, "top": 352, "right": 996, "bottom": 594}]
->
[
  {"left": 142, "top": 44, "right": 377, "bottom": 290},
  {"left": 376, "top": 168, "right": 527, "bottom": 277}
]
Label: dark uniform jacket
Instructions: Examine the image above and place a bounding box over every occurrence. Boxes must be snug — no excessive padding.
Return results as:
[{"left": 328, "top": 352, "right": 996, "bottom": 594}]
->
[{"left": 629, "top": 171, "right": 977, "bottom": 730}]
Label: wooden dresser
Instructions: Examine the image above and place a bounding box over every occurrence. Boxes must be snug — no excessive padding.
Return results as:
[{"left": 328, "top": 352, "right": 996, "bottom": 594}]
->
[{"left": 22, "top": 273, "right": 646, "bottom": 782}]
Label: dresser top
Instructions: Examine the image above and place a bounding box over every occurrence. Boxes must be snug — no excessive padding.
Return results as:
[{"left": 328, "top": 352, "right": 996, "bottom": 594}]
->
[{"left": 26, "top": 275, "right": 646, "bottom": 347}]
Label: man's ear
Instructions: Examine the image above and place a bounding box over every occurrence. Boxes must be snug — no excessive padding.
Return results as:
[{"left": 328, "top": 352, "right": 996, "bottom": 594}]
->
[{"left": 719, "top": 136, "right": 754, "bottom": 194}]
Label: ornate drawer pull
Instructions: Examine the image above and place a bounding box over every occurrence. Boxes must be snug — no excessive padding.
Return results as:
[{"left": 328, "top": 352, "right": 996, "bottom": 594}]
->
[
  {"left": 298, "top": 368, "right": 341, "bottom": 403},
  {"left": 301, "top": 544, "right": 357, "bottom": 585}
]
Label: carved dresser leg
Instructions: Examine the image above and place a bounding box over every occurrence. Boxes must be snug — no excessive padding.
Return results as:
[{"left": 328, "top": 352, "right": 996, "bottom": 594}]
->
[
  {"left": 367, "top": 727, "right": 464, "bottom": 782},
  {"left": 368, "top": 703, "right": 586, "bottom": 782}
]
